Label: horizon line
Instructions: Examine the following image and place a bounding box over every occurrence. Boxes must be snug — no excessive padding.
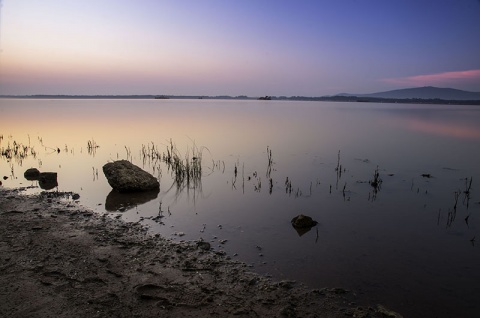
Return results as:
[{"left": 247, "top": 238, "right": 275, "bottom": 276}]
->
[{"left": 1, "top": 85, "right": 479, "bottom": 99}]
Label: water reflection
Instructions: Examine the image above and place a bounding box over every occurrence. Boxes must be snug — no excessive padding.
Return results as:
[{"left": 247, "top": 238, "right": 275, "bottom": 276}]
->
[
  {"left": 292, "top": 225, "right": 314, "bottom": 237},
  {"left": 23, "top": 168, "right": 58, "bottom": 190},
  {"left": 105, "top": 189, "right": 159, "bottom": 212},
  {"left": 2, "top": 99, "right": 480, "bottom": 317},
  {"left": 38, "top": 172, "right": 58, "bottom": 190},
  {"left": 406, "top": 118, "right": 480, "bottom": 139},
  {"left": 378, "top": 106, "right": 480, "bottom": 140}
]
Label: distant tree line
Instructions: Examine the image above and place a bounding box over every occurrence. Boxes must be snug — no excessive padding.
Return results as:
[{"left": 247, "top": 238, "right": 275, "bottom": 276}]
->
[{"left": 1, "top": 94, "right": 479, "bottom": 105}]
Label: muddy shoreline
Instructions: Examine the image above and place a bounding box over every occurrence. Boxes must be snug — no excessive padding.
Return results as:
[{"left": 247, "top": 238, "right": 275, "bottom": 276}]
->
[{"left": 0, "top": 188, "right": 401, "bottom": 317}]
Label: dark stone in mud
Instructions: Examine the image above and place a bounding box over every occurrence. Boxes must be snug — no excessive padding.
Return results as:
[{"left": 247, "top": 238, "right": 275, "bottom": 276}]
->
[
  {"left": 291, "top": 214, "right": 318, "bottom": 228},
  {"left": 102, "top": 160, "right": 159, "bottom": 192},
  {"left": 105, "top": 189, "right": 159, "bottom": 212},
  {"left": 196, "top": 241, "right": 211, "bottom": 251},
  {"left": 38, "top": 172, "right": 58, "bottom": 190},
  {"left": 24, "top": 168, "right": 40, "bottom": 181}
]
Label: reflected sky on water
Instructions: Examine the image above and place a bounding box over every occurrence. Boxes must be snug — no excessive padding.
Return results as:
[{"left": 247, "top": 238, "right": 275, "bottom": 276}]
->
[{"left": 1, "top": 99, "right": 480, "bottom": 317}]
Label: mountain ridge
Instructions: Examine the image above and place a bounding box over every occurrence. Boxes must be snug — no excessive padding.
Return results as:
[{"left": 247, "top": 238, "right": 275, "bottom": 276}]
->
[{"left": 337, "top": 86, "right": 480, "bottom": 100}]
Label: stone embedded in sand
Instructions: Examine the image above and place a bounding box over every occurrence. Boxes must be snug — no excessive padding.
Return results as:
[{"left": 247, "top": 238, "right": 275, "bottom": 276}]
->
[
  {"left": 291, "top": 214, "right": 318, "bottom": 228},
  {"left": 196, "top": 241, "right": 211, "bottom": 251},
  {"left": 103, "top": 160, "right": 159, "bottom": 193},
  {"left": 24, "top": 168, "right": 40, "bottom": 181}
]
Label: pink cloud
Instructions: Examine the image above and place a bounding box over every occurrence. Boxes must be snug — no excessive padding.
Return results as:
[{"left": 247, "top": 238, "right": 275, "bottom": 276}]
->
[{"left": 382, "top": 69, "right": 480, "bottom": 87}]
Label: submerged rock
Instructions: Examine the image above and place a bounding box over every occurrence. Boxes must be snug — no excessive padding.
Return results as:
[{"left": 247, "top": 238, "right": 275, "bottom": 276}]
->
[
  {"left": 291, "top": 214, "right": 318, "bottom": 228},
  {"left": 103, "top": 160, "right": 159, "bottom": 192},
  {"left": 291, "top": 214, "right": 318, "bottom": 237},
  {"left": 24, "top": 168, "right": 40, "bottom": 181}
]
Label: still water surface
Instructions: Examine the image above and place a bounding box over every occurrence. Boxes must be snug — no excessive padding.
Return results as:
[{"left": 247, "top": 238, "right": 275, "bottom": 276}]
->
[{"left": 1, "top": 99, "right": 480, "bottom": 317}]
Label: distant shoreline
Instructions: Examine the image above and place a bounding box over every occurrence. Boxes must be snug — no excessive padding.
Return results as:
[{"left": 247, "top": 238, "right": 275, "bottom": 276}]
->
[{"left": 1, "top": 94, "right": 479, "bottom": 105}]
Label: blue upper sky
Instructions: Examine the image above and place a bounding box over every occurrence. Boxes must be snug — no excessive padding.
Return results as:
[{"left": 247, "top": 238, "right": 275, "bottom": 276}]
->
[{"left": 1, "top": 0, "right": 479, "bottom": 96}]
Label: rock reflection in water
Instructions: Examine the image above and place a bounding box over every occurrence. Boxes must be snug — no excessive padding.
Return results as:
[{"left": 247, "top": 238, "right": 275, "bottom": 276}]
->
[
  {"left": 292, "top": 225, "right": 314, "bottom": 237},
  {"left": 291, "top": 214, "right": 318, "bottom": 237},
  {"left": 23, "top": 169, "right": 58, "bottom": 190},
  {"left": 105, "top": 189, "right": 159, "bottom": 212},
  {"left": 38, "top": 172, "right": 58, "bottom": 190}
]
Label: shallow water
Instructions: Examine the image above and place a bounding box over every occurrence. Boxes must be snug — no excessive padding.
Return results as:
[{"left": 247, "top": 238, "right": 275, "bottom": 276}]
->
[{"left": 1, "top": 98, "right": 480, "bottom": 317}]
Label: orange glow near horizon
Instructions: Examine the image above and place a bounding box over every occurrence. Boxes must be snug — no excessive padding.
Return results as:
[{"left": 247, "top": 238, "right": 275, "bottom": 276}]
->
[{"left": 2, "top": 1, "right": 480, "bottom": 96}]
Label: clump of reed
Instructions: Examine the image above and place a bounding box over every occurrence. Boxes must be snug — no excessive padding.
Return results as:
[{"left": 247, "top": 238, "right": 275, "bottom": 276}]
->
[
  {"left": 139, "top": 139, "right": 207, "bottom": 192},
  {"left": 463, "top": 177, "right": 473, "bottom": 208},
  {"left": 444, "top": 177, "right": 474, "bottom": 229},
  {"left": 285, "top": 177, "right": 293, "bottom": 194},
  {"left": 266, "top": 146, "right": 273, "bottom": 177},
  {"left": 87, "top": 139, "right": 99, "bottom": 155},
  {"left": 446, "top": 191, "right": 461, "bottom": 228},
  {"left": 266, "top": 146, "right": 274, "bottom": 193},
  {"left": 368, "top": 166, "right": 382, "bottom": 201},
  {"left": 162, "top": 139, "right": 204, "bottom": 189},
  {"left": 334, "top": 150, "right": 346, "bottom": 190},
  {"left": 0, "top": 140, "right": 37, "bottom": 165}
]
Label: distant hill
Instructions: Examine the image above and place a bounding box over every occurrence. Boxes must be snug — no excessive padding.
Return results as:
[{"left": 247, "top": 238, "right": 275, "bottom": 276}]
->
[{"left": 338, "top": 87, "right": 480, "bottom": 101}]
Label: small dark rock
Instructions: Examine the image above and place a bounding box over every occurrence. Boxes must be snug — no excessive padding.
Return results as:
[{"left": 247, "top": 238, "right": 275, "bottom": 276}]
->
[
  {"left": 196, "top": 241, "right": 211, "bottom": 251},
  {"left": 331, "top": 287, "right": 349, "bottom": 294},
  {"left": 280, "top": 305, "right": 297, "bottom": 317},
  {"left": 291, "top": 214, "right": 318, "bottom": 236},
  {"left": 291, "top": 214, "right": 318, "bottom": 228},
  {"left": 233, "top": 308, "right": 251, "bottom": 315},
  {"left": 24, "top": 168, "right": 40, "bottom": 180},
  {"left": 278, "top": 280, "right": 296, "bottom": 289}
]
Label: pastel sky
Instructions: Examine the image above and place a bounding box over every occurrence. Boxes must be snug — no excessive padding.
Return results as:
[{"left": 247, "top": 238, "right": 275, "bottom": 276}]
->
[{"left": 1, "top": 0, "right": 479, "bottom": 96}]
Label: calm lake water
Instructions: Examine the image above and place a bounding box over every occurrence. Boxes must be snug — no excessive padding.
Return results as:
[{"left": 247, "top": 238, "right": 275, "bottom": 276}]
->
[{"left": 1, "top": 98, "right": 480, "bottom": 317}]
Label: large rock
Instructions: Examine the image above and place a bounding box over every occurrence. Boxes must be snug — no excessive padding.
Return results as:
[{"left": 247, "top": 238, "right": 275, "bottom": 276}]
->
[{"left": 103, "top": 160, "right": 159, "bottom": 192}]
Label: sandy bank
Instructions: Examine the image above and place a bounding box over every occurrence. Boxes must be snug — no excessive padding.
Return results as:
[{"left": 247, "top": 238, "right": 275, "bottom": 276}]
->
[{"left": 0, "top": 188, "right": 401, "bottom": 317}]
